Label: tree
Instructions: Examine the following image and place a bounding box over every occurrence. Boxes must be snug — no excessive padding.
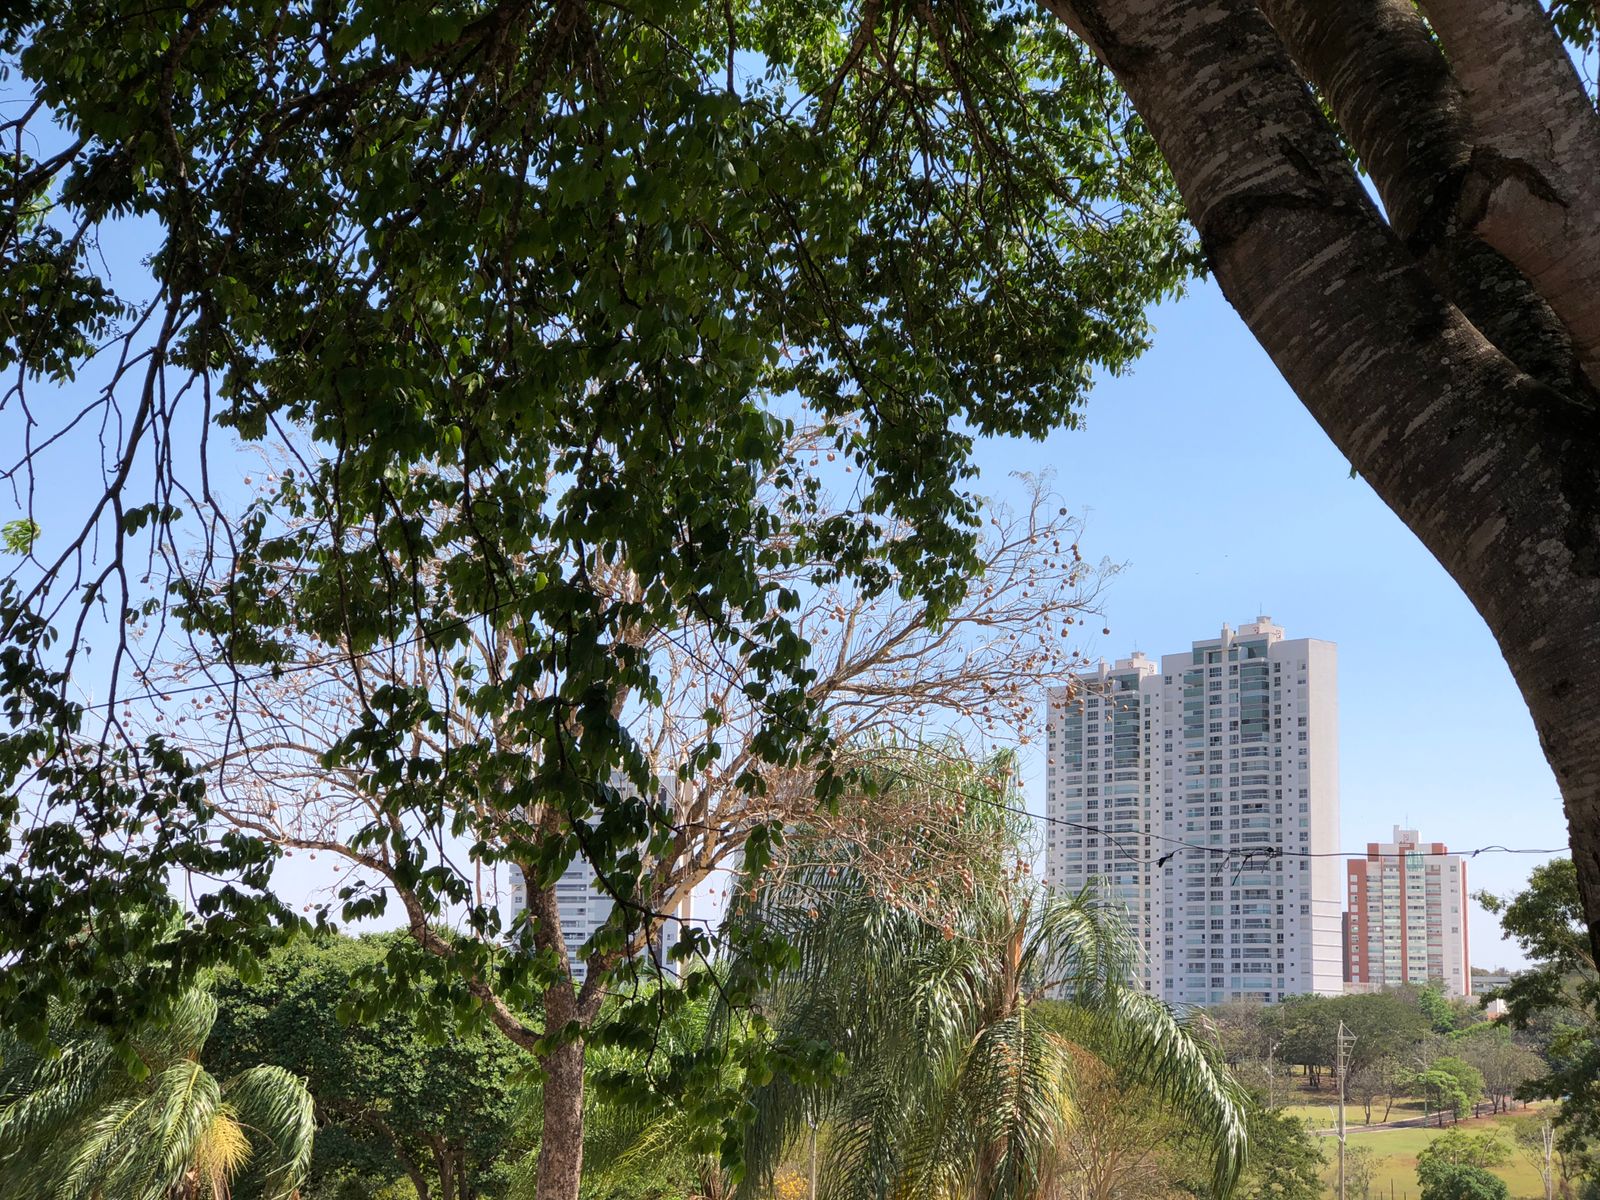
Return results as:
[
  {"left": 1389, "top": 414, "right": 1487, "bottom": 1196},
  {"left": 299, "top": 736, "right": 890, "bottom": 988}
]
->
[
  {"left": 1407, "top": 1058, "right": 1485, "bottom": 1121},
  {"left": 1418, "top": 1131, "right": 1511, "bottom": 1174},
  {"left": 1346, "top": 1054, "right": 1406, "bottom": 1126},
  {"left": 12, "top": 0, "right": 1600, "bottom": 1189},
  {"left": 1204, "top": 1002, "right": 1288, "bottom": 1109},
  {"left": 1223, "top": 1105, "right": 1323, "bottom": 1200},
  {"left": 1417, "top": 1164, "right": 1510, "bottom": 1200},
  {"left": 0, "top": 988, "right": 314, "bottom": 1200},
  {"left": 206, "top": 933, "right": 529, "bottom": 1200},
  {"left": 145, "top": 467, "right": 1096, "bottom": 1200},
  {"left": 3, "top": 10, "right": 1165, "bottom": 1200},
  {"left": 1478, "top": 860, "right": 1600, "bottom": 1152},
  {"left": 1452, "top": 1026, "right": 1543, "bottom": 1115},
  {"left": 731, "top": 759, "right": 1248, "bottom": 1200},
  {"left": 1417, "top": 987, "right": 1465, "bottom": 1036},
  {"left": 1274, "top": 997, "right": 1337, "bottom": 1091},
  {"left": 1345, "top": 1146, "right": 1378, "bottom": 1200},
  {"left": 1512, "top": 1115, "right": 1560, "bottom": 1200},
  {"left": 1048, "top": 1060, "right": 1193, "bottom": 1200},
  {"left": 1029, "top": 0, "right": 1600, "bottom": 960}
]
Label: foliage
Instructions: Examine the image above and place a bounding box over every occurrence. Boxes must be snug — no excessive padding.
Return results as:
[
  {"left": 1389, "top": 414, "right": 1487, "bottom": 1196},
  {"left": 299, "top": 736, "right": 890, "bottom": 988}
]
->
[
  {"left": 1416, "top": 1163, "right": 1510, "bottom": 1200},
  {"left": 1226, "top": 1105, "right": 1323, "bottom": 1200},
  {"left": 1416, "top": 987, "right": 1465, "bottom": 1036},
  {"left": 0, "top": 11, "right": 1183, "bottom": 1195},
  {"left": 729, "top": 758, "right": 1248, "bottom": 1200},
  {"left": 0, "top": 0, "right": 1188, "bottom": 1073},
  {"left": 1449, "top": 1026, "right": 1543, "bottom": 1115},
  {"left": 1246, "top": 990, "right": 1430, "bottom": 1103},
  {"left": 1477, "top": 859, "right": 1600, "bottom": 1152},
  {"left": 0, "top": 987, "right": 313, "bottom": 1200},
  {"left": 1416, "top": 1131, "right": 1510, "bottom": 1174},
  {"left": 1, "top": 520, "right": 39, "bottom": 555},
  {"left": 1344, "top": 1145, "right": 1378, "bottom": 1200},
  {"left": 206, "top": 933, "right": 530, "bottom": 1200},
  {"left": 1048, "top": 1053, "right": 1196, "bottom": 1200},
  {"left": 1406, "top": 1057, "right": 1483, "bottom": 1119}
]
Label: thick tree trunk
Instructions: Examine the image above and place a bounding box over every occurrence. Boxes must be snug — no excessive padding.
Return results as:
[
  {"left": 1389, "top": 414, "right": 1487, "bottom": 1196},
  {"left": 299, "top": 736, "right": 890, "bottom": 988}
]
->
[
  {"left": 1415, "top": 0, "right": 1600, "bottom": 387},
  {"left": 1043, "top": 0, "right": 1600, "bottom": 957},
  {"left": 525, "top": 862, "right": 613, "bottom": 1200}
]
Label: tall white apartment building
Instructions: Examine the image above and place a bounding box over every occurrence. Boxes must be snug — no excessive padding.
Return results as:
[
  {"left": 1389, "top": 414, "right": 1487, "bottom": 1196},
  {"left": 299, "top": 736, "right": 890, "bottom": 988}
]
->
[
  {"left": 507, "top": 774, "right": 689, "bottom": 985},
  {"left": 1045, "top": 618, "right": 1344, "bottom": 1006},
  {"left": 508, "top": 855, "right": 688, "bottom": 985},
  {"left": 1044, "top": 652, "right": 1161, "bottom": 991},
  {"left": 1345, "top": 826, "right": 1470, "bottom": 998}
]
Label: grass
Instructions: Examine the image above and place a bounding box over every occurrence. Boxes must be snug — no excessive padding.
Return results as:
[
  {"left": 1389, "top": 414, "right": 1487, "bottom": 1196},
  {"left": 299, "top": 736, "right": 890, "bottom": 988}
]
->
[
  {"left": 1272, "top": 1074, "right": 1556, "bottom": 1198},
  {"left": 1312, "top": 1108, "right": 1553, "bottom": 1199}
]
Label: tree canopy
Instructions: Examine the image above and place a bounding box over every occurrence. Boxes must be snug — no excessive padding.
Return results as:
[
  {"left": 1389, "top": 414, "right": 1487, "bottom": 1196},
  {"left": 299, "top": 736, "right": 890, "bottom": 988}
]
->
[{"left": 207, "top": 933, "right": 530, "bottom": 1200}]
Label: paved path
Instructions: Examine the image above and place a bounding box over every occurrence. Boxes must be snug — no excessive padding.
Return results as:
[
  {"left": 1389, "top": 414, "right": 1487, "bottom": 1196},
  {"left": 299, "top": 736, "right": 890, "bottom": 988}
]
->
[{"left": 1310, "top": 1108, "right": 1524, "bottom": 1137}]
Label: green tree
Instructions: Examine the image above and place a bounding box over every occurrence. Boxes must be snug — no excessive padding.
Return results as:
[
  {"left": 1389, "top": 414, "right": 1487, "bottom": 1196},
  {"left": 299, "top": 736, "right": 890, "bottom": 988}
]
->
[
  {"left": 0, "top": 988, "right": 313, "bottom": 1200},
  {"left": 1417, "top": 1131, "right": 1511, "bottom": 1173},
  {"left": 573, "top": 986, "right": 743, "bottom": 1200},
  {"left": 207, "top": 934, "right": 529, "bottom": 1200},
  {"left": 1478, "top": 860, "right": 1600, "bottom": 1151},
  {"left": 1409, "top": 1058, "right": 1484, "bottom": 1120},
  {"left": 1, "top": 8, "right": 1174, "bottom": 1200},
  {"left": 1224, "top": 1105, "right": 1323, "bottom": 1200},
  {"left": 1417, "top": 987, "right": 1464, "bottom": 1036},
  {"left": 12, "top": 4, "right": 1600, "bottom": 1198},
  {"left": 1417, "top": 1163, "right": 1510, "bottom": 1200},
  {"left": 1274, "top": 997, "right": 1337, "bottom": 1091},
  {"left": 731, "top": 759, "right": 1248, "bottom": 1200},
  {"left": 1345, "top": 1146, "right": 1379, "bottom": 1200}
]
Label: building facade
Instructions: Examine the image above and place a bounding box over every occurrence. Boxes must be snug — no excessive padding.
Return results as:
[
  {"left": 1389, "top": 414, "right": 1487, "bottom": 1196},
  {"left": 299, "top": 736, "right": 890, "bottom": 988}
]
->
[
  {"left": 507, "top": 775, "right": 689, "bottom": 985},
  {"left": 1044, "top": 651, "right": 1161, "bottom": 991},
  {"left": 1045, "top": 618, "right": 1344, "bottom": 1006},
  {"left": 508, "top": 856, "right": 689, "bottom": 985},
  {"left": 1344, "top": 826, "right": 1470, "bottom": 998}
]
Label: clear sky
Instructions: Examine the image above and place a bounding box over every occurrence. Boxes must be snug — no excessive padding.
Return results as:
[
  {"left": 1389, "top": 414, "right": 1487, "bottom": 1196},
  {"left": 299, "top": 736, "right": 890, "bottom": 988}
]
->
[{"left": 975, "top": 277, "right": 1567, "bottom": 970}]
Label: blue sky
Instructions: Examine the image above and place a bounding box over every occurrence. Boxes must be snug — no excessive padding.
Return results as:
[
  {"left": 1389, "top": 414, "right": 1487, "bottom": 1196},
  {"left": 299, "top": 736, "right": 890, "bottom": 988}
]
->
[{"left": 978, "top": 277, "right": 1566, "bottom": 969}]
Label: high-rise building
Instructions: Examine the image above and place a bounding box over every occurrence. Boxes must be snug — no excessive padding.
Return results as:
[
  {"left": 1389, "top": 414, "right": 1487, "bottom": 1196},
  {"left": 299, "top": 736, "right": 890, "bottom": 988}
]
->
[
  {"left": 1344, "top": 826, "right": 1470, "bottom": 997},
  {"left": 1045, "top": 618, "right": 1344, "bottom": 1006},
  {"left": 508, "top": 855, "right": 689, "bottom": 985},
  {"left": 1043, "top": 651, "right": 1160, "bottom": 991},
  {"left": 507, "top": 774, "right": 690, "bottom": 985}
]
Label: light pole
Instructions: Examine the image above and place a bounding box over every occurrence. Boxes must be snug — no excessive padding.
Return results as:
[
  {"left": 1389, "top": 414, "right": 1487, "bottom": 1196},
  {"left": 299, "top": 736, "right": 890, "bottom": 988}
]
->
[{"left": 1336, "top": 1021, "right": 1357, "bottom": 1200}]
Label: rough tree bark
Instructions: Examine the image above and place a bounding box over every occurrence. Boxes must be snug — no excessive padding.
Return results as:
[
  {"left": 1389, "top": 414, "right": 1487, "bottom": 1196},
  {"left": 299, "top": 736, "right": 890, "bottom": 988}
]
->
[
  {"left": 1256, "top": 0, "right": 1592, "bottom": 398},
  {"left": 524, "top": 843, "right": 613, "bottom": 1200},
  {"left": 1041, "top": 0, "right": 1600, "bottom": 956},
  {"left": 1417, "top": 0, "right": 1600, "bottom": 386}
]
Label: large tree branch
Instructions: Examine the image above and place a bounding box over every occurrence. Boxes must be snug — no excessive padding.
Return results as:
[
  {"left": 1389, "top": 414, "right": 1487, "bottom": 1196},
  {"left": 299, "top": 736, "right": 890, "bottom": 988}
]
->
[
  {"left": 1257, "top": 0, "right": 1594, "bottom": 399},
  {"left": 1415, "top": 0, "right": 1600, "bottom": 386},
  {"left": 1039, "top": 0, "right": 1600, "bottom": 954}
]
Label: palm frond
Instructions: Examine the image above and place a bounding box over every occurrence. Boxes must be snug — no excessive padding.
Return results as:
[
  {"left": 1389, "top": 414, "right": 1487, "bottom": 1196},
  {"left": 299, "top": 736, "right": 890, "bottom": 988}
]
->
[
  {"left": 224, "top": 1064, "right": 315, "bottom": 1200},
  {"left": 153, "top": 1059, "right": 226, "bottom": 1185},
  {"left": 1092, "top": 989, "right": 1249, "bottom": 1198}
]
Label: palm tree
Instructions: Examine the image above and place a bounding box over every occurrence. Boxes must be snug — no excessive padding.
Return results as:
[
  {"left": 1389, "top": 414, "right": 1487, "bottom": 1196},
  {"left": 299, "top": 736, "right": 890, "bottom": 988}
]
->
[
  {"left": 0, "top": 987, "right": 314, "bottom": 1200},
  {"left": 730, "top": 753, "right": 1248, "bottom": 1200}
]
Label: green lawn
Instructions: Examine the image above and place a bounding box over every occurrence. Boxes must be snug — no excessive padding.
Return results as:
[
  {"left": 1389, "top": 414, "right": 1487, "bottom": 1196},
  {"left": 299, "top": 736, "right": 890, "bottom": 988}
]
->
[
  {"left": 1279, "top": 1077, "right": 1425, "bottom": 1129},
  {"left": 1312, "top": 1109, "right": 1553, "bottom": 1200}
]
